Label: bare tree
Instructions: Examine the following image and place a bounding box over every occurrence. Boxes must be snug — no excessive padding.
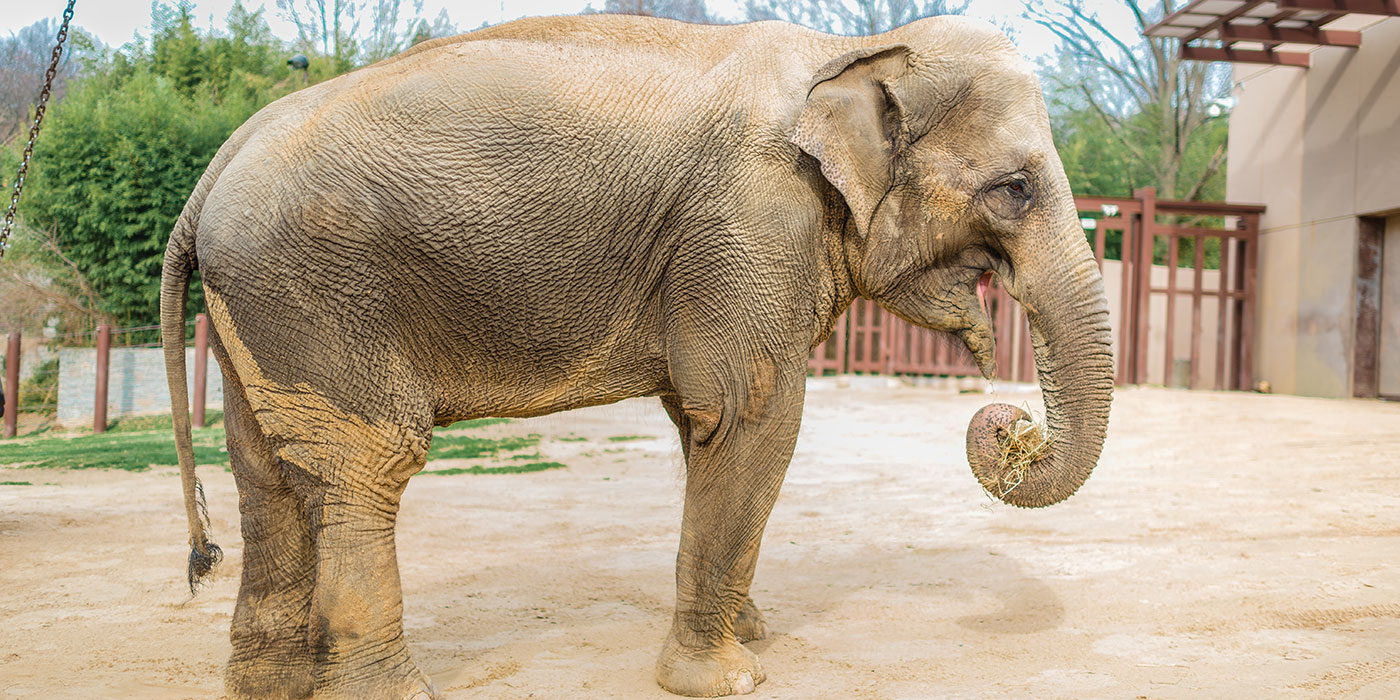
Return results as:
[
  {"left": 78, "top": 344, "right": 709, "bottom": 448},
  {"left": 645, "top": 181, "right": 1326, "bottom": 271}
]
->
[
  {"left": 1028, "top": 0, "right": 1229, "bottom": 200},
  {"left": 595, "top": 0, "right": 716, "bottom": 24},
  {"left": 0, "top": 18, "right": 83, "bottom": 143},
  {"left": 745, "top": 0, "right": 969, "bottom": 36},
  {"left": 0, "top": 224, "right": 112, "bottom": 335},
  {"left": 276, "top": 0, "right": 454, "bottom": 68}
]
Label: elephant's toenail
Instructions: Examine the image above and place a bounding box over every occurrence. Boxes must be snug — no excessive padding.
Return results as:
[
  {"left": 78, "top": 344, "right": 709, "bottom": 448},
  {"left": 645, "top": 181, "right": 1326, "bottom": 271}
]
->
[{"left": 733, "top": 670, "right": 755, "bottom": 694}]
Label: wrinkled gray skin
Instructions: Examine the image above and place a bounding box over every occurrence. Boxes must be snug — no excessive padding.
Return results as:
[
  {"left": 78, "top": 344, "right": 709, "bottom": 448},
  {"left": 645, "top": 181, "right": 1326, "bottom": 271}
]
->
[{"left": 160, "top": 13, "right": 1112, "bottom": 699}]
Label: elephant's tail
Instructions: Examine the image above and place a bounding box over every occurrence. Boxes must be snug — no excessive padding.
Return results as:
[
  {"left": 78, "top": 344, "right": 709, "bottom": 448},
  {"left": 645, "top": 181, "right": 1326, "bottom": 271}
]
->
[{"left": 162, "top": 207, "right": 221, "bottom": 595}]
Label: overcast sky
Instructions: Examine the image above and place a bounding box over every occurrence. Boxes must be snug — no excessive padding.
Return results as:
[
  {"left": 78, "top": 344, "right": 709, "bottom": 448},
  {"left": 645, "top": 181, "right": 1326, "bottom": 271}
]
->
[{"left": 0, "top": 1, "right": 1142, "bottom": 63}]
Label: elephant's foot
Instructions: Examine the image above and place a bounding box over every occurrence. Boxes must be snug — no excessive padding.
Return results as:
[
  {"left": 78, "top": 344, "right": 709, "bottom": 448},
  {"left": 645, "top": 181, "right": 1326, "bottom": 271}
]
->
[
  {"left": 226, "top": 659, "right": 314, "bottom": 700},
  {"left": 313, "top": 646, "right": 437, "bottom": 700},
  {"left": 656, "top": 632, "right": 765, "bottom": 697},
  {"left": 733, "top": 597, "right": 770, "bottom": 643}
]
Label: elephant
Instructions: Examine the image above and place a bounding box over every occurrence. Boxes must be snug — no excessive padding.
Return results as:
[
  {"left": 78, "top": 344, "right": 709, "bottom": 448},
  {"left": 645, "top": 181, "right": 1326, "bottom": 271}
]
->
[{"left": 159, "top": 12, "right": 1112, "bottom": 699}]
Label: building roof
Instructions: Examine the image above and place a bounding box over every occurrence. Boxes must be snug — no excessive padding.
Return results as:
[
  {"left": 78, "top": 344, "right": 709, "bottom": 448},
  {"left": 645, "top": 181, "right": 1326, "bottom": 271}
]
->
[{"left": 1143, "top": 0, "right": 1399, "bottom": 67}]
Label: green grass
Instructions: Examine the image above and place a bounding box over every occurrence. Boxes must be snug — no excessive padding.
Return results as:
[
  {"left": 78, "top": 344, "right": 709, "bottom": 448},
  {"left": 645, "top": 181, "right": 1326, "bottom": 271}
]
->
[
  {"left": 440, "top": 417, "right": 513, "bottom": 429},
  {"left": 108, "top": 410, "right": 225, "bottom": 433},
  {"left": 421, "top": 461, "right": 566, "bottom": 476},
  {"left": 0, "top": 481, "right": 33, "bottom": 486},
  {"left": 556, "top": 436, "right": 587, "bottom": 442},
  {"left": 0, "top": 412, "right": 563, "bottom": 475},
  {"left": 428, "top": 433, "right": 539, "bottom": 461},
  {"left": 0, "top": 427, "right": 228, "bottom": 471},
  {"left": 607, "top": 435, "right": 652, "bottom": 442}
]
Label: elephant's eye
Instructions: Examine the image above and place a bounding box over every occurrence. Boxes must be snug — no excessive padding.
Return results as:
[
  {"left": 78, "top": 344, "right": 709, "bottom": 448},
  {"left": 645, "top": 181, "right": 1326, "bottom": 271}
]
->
[{"left": 985, "top": 174, "right": 1033, "bottom": 219}]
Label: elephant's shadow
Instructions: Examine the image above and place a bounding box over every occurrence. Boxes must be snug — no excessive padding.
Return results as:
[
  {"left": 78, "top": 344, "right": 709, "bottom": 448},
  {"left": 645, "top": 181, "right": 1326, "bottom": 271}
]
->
[{"left": 749, "top": 542, "right": 1066, "bottom": 643}]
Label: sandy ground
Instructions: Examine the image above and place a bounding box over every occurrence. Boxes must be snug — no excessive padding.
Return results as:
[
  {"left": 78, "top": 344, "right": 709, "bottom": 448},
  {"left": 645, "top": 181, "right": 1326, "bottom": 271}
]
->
[{"left": 1, "top": 381, "right": 1399, "bottom": 699}]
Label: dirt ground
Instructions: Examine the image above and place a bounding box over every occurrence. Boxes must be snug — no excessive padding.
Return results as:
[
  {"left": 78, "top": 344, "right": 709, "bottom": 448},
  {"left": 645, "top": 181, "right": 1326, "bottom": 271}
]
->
[{"left": 1, "top": 381, "right": 1398, "bottom": 699}]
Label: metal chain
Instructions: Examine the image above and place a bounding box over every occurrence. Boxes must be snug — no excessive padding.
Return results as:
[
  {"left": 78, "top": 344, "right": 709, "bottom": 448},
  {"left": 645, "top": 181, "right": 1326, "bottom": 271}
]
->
[{"left": 0, "top": 0, "right": 77, "bottom": 261}]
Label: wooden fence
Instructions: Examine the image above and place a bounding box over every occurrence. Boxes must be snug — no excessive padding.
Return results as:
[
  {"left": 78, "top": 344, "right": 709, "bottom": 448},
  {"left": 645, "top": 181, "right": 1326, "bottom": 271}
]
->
[
  {"left": 808, "top": 188, "right": 1263, "bottom": 391},
  {"left": 1, "top": 314, "right": 213, "bottom": 438},
  {"left": 1, "top": 189, "right": 1264, "bottom": 438}
]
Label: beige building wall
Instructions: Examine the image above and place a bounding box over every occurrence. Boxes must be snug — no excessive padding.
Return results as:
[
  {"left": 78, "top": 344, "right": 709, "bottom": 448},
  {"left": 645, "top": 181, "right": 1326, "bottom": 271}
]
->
[
  {"left": 1382, "top": 216, "right": 1400, "bottom": 396},
  {"left": 1227, "top": 16, "right": 1400, "bottom": 398}
]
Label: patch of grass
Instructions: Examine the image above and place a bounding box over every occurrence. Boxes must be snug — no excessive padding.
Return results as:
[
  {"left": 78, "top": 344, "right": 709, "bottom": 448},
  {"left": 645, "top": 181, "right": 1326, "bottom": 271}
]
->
[
  {"left": 556, "top": 436, "right": 587, "bottom": 442},
  {"left": 106, "top": 410, "right": 225, "bottom": 433},
  {"left": 607, "top": 435, "right": 651, "bottom": 443},
  {"left": 0, "top": 411, "right": 553, "bottom": 474},
  {"left": 428, "top": 433, "right": 539, "bottom": 461},
  {"left": 0, "top": 429, "right": 228, "bottom": 471},
  {"left": 0, "top": 480, "right": 33, "bottom": 486},
  {"left": 422, "top": 461, "right": 565, "bottom": 476},
  {"left": 440, "top": 417, "right": 513, "bottom": 430}
]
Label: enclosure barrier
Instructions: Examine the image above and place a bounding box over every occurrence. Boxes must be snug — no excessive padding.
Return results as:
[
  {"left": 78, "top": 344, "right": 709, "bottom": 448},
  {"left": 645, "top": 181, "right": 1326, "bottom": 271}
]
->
[
  {"left": 809, "top": 188, "right": 1262, "bottom": 391},
  {"left": 1, "top": 314, "right": 212, "bottom": 438},
  {"left": 2, "top": 191, "right": 1262, "bottom": 438}
]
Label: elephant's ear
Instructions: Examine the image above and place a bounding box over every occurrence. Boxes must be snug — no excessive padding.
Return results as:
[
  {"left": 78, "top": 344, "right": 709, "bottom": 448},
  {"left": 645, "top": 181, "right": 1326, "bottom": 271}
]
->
[{"left": 791, "top": 45, "right": 914, "bottom": 239}]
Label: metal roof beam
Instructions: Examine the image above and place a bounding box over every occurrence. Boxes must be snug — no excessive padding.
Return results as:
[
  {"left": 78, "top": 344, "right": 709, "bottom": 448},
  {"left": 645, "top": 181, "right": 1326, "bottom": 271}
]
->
[
  {"left": 1275, "top": 0, "right": 1400, "bottom": 16},
  {"left": 1218, "top": 23, "right": 1363, "bottom": 46},
  {"left": 1180, "top": 45, "right": 1313, "bottom": 66}
]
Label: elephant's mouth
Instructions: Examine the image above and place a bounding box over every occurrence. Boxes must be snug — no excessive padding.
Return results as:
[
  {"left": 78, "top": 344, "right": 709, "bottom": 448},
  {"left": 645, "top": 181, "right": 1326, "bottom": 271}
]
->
[{"left": 975, "top": 269, "right": 994, "bottom": 316}]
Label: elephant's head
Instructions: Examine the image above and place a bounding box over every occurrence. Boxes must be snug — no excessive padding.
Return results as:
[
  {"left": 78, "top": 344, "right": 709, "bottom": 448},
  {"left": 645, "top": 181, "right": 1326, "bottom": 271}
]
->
[{"left": 791, "top": 18, "right": 1112, "bottom": 508}]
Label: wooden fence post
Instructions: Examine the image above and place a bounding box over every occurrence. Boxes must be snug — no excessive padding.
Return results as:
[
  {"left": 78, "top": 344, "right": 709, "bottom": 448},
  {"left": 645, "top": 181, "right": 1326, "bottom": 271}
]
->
[
  {"left": 3, "top": 332, "right": 18, "bottom": 439},
  {"left": 94, "top": 325, "right": 111, "bottom": 433},
  {"left": 193, "top": 313, "right": 209, "bottom": 428},
  {"left": 1132, "top": 187, "right": 1157, "bottom": 384}
]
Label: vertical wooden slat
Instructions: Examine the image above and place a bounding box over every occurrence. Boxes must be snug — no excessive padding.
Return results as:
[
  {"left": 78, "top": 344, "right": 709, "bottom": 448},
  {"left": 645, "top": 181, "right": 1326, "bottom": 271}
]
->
[
  {"left": 1232, "top": 232, "right": 1248, "bottom": 390},
  {"left": 193, "top": 313, "right": 209, "bottom": 428},
  {"left": 94, "top": 325, "right": 111, "bottom": 434},
  {"left": 1094, "top": 221, "right": 1107, "bottom": 267},
  {"left": 3, "top": 332, "right": 18, "bottom": 439},
  {"left": 1354, "top": 216, "right": 1385, "bottom": 398},
  {"left": 836, "top": 312, "right": 848, "bottom": 373},
  {"left": 1020, "top": 313, "right": 1035, "bottom": 383},
  {"left": 1133, "top": 188, "right": 1157, "bottom": 385},
  {"left": 1164, "top": 235, "right": 1179, "bottom": 387},
  {"left": 884, "top": 311, "right": 897, "bottom": 375},
  {"left": 1190, "top": 234, "right": 1205, "bottom": 390},
  {"left": 1239, "top": 217, "right": 1258, "bottom": 391},
  {"left": 1215, "top": 236, "right": 1232, "bottom": 390},
  {"left": 1119, "top": 214, "right": 1135, "bottom": 385}
]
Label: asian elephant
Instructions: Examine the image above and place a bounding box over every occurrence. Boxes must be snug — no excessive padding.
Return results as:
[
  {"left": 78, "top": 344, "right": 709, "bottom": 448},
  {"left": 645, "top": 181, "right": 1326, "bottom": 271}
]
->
[{"left": 160, "top": 12, "right": 1112, "bottom": 700}]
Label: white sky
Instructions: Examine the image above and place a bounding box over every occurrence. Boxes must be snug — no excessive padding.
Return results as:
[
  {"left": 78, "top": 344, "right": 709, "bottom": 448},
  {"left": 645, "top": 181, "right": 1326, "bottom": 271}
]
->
[{"left": 0, "top": 1, "right": 1142, "bottom": 63}]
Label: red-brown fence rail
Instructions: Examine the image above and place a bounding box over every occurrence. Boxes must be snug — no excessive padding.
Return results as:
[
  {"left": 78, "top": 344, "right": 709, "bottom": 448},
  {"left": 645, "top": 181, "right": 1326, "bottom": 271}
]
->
[
  {"left": 2, "top": 191, "right": 1263, "bottom": 439},
  {"left": 808, "top": 188, "right": 1263, "bottom": 392},
  {"left": 1, "top": 314, "right": 212, "bottom": 438}
]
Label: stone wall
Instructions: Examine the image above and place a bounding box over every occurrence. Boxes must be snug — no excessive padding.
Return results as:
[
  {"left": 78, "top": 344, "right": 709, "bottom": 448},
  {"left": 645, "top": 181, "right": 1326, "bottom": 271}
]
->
[{"left": 57, "top": 347, "right": 224, "bottom": 428}]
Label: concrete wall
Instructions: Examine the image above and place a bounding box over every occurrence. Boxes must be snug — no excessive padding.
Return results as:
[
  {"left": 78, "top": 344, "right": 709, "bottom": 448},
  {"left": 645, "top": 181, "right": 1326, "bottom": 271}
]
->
[
  {"left": 1228, "top": 16, "right": 1400, "bottom": 398},
  {"left": 1382, "top": 215, "right": 1400, "bottom": 397},
  {"left": 57, "top": 347, "right": 224, "bottom": 427}
]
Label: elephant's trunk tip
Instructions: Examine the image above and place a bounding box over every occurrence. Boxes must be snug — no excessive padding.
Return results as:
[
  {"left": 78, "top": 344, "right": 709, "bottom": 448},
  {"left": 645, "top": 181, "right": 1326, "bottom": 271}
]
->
[{"left": 965, "top": 403, "right": 1059, "bottom": 507}]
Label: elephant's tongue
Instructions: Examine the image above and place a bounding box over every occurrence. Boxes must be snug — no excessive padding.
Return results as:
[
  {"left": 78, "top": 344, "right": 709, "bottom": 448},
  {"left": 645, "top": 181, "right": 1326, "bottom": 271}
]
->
[{"left": 976, "top": 270, "right": 994, "bottom": 316}]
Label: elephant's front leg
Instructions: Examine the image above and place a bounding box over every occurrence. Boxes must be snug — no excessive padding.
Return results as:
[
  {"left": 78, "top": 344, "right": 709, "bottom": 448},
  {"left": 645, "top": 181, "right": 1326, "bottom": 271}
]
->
[{"left": 656, "top": 358, "right": 805, "bottom": 697}]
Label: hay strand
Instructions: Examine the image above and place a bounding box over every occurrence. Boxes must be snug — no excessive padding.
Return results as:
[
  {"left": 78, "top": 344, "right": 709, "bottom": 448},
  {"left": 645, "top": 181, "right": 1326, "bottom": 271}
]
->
[{"left": 986, "top": 408, "right": 1054, "bottom": 500}]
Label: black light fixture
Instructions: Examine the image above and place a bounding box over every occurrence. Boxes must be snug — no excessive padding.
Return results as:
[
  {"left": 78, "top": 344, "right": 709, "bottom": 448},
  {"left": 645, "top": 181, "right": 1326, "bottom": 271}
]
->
[{"left": 287, "top": 54, "right": 309, "bottom": 85}]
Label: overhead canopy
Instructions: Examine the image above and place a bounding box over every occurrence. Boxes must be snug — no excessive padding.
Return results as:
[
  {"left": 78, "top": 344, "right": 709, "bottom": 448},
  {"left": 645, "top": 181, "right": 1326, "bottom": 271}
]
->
[{"left": 1143, "top": 0, "right": 1400, "bottom": 67}]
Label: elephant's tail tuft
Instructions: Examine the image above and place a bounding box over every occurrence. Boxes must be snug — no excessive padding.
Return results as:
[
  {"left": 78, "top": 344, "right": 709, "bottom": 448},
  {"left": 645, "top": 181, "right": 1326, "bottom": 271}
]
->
[{"left": 186, "top": 479, "right": 223, "bottom": 593}]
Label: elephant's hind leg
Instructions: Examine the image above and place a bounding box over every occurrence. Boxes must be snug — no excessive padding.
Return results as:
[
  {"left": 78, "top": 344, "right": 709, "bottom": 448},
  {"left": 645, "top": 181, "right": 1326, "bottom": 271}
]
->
[
  {"left": 265, "top": 399, "right": 436, "bottom": 700},
  {"left": 218, "top": 347, "right": 316, "bottom": 700}
]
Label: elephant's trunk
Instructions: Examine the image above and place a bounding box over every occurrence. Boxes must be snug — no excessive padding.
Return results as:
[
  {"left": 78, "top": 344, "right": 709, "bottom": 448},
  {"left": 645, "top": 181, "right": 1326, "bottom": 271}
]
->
[{"left": 967, "top": 205, "right": 1114, "bottom": 508}]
